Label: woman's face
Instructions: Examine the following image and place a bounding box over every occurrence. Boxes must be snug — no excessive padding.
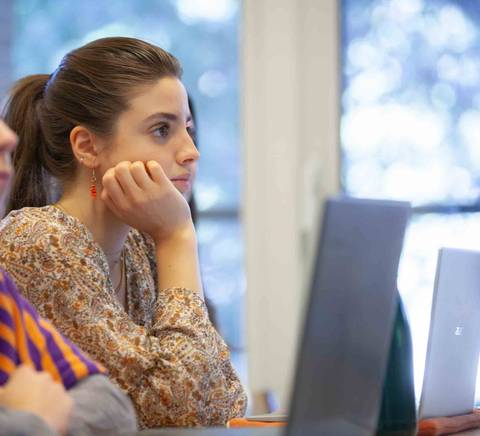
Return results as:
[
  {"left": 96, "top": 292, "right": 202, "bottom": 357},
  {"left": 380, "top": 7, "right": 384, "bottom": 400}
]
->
[
  {"left": 97, "top": 76, "right": 199, "bottom": 198},
  {"left": 0, "top": 120, "right": 18, "bottom": 208}
]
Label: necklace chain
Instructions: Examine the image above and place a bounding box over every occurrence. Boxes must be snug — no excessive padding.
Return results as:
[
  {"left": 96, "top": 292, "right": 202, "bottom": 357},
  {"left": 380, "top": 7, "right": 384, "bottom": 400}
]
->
[{"left": 53, "top": 201, "right": 128, "bottom": 309}]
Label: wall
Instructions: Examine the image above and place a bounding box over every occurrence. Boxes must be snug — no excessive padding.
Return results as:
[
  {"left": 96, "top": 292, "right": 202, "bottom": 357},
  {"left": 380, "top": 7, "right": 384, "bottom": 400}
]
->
[
  {"left": 0, "top": 0, "right": 12, "bottom": 100},
  {"left": 242, "top": 0, "right": 340, "bottom": 411}
]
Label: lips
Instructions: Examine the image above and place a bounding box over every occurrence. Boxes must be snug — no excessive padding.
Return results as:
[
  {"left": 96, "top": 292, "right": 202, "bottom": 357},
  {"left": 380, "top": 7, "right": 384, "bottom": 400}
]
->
[
  {"left": 170, "top": 174, "right": 192, "bottom": 192},
  {"left": 170, "top": 175, "right": 191, "bottom": 183}
]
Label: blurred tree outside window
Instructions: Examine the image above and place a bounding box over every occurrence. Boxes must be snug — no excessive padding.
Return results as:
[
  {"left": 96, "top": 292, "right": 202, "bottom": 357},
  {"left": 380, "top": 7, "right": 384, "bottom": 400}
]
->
[
  {"left": 10, "top": 0, "right": 246, "bottom": 382},
  {"left": 342, "top": 0, "right": 480, "bottom": 403}
]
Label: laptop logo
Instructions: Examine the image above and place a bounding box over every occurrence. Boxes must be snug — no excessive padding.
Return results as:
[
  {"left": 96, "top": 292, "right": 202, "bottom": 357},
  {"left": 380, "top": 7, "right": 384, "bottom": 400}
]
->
[{"left": 455, "top": 327, "right": 464, "bottom": 336}]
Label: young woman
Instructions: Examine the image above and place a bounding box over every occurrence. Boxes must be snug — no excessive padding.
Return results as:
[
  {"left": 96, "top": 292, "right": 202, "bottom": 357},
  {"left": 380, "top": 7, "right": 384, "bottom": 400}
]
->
[
  {"left": 0, "top": 118, "right": 137, "bottom": 435},
  {"left": 0, "top": 37, "right": 246, "bottom": 428}
]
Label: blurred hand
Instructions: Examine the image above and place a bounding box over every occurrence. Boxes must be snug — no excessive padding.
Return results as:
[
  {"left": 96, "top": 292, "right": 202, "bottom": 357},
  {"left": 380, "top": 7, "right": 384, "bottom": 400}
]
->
[
  {"left": 0, "top": 365, "right": 73, "bottom": 435},
  {"left": 101, "top": 161, "right": 194, "bottom": 243}
]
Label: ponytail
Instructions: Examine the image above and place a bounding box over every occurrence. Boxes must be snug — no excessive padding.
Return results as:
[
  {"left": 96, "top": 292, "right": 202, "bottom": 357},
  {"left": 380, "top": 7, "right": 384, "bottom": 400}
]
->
[{"left": 3, "top": 74, "right": 51, "bottom": 213}]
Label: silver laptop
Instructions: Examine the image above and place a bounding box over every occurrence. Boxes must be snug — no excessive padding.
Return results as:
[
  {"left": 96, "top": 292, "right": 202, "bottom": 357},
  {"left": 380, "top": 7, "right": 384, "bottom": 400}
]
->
[
  {"left": 419, "top": 247, "right": 480, "bottom": 419},
  {"left": 126, "top": 197, "right": 411, "bottom": 436}
]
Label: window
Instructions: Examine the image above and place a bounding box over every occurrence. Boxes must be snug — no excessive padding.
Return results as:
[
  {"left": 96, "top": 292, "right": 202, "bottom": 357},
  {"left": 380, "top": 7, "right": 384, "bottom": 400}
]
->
[
  {"left": 341, "top": 0, "right": 480, "bottom": 401},
  {"left": 9, "top": 0, "right": 246, "bottom": 381}
]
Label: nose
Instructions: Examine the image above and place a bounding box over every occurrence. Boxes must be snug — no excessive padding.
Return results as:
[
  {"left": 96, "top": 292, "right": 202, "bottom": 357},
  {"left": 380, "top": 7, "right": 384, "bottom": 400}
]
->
[
  {"left": 0, "top": 152, "right": 12, "bottom": 175},
  {"left": 177, "top": 131, "right": 200, "bottom": 165},
  {"left": 0, "top": 120, "right": 18, "bottom": 153}
]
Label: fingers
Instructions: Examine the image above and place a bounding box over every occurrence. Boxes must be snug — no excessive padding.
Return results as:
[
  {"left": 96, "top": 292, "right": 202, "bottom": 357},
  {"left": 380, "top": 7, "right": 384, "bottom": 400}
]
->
[
  {"left": 130, "top": 161, "right": 153, "bottom": 190},
  {"left": 101, "top": 160, "right": 184, "bottom": 236},
  {"left": 113, "top": 162, "right": 143, "bottom": 198},
  {"left": 146, "top": 160, "right": 168, "bottom": 184},
  {"left": 101, "top": 190, "right": 125, "bottom": 218},
  {"left": 103, "top": 161, "right": 155, "bottom": 199},
  {"left": 15, "top": 364, "right": 52, "bottom": 380},
  {"left": 15, "top": 363, "right": 33, "bottom": 371},
  {"left": 102, "top": 168, "right": 128, "bottom": 207},
  {"left": 14, "top": 364, "right": 38, "bottom": 377}
]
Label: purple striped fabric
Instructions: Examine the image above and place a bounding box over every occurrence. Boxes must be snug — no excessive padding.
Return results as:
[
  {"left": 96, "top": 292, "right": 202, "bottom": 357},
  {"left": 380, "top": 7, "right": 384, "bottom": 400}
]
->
[
  {"left": 0, "top": 336, "right": 18, "bottom": 364},
  {"left": 0, "top": 270, "right": 106, "bottom": 388},
  {"left": 0, "top": 306, "right": 15, "bottom": 330},
  {"left": 0, "top": 369, "right": 9, "bottom": 385},
  {"left": 38, "top": 317, "right": 78, "bottom": 388}
]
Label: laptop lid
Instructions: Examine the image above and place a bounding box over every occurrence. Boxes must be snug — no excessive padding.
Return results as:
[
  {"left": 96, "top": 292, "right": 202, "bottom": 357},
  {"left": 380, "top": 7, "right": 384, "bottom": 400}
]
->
[
  {"left": 287, "top": 196, "right": 411, "bottom": 436},
  {"left": 419, "top": 247, "right": 480, "bottom": 419}
]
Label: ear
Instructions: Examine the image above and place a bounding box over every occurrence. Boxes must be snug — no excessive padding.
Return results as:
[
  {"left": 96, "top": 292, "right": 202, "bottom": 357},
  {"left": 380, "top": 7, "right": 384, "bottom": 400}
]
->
[{"left": 69, "top": 126, "right": 101, "bottom": 168}]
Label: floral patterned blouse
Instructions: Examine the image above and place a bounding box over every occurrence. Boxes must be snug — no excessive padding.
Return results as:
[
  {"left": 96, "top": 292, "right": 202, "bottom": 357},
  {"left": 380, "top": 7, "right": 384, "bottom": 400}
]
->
[{"left": 0, "top": 205, "right": 247, "bottom": 428}]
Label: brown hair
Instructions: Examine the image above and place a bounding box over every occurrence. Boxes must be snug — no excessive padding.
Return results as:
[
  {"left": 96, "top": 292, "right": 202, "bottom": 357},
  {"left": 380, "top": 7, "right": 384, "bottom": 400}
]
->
[{"left": 2, "top": 37, "right": 182, "bottom": 213}]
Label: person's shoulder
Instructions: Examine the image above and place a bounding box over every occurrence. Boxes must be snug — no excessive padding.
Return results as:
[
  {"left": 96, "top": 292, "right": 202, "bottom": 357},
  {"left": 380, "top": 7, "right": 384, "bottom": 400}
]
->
[
  {"left": 0, "top": 205, "right": 76, "bottom": 249},
  {"left": 1, "top": 205, "right": 58, "bottom": 234}
]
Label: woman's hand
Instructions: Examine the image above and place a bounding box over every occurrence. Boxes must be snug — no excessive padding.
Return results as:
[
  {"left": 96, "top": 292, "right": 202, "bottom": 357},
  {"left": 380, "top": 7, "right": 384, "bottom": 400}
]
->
[
  {"left": 101, "top": 160, "right": 193, "bottom": 244},
  {"left": 0, "top": 365, "right": 73, "bottom": 435},
  {"left": 102, "top": 160, "right": 203, "bottom": 295}
]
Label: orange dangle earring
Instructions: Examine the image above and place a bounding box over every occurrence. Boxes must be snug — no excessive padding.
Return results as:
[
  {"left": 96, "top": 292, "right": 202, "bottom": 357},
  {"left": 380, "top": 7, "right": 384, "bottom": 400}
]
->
[{"left": 90, "top": 169, "right": 97, "bottom": 199}]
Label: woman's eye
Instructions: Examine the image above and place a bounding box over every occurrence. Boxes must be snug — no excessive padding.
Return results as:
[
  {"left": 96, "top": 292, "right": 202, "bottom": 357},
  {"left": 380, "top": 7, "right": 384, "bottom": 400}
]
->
[{"left": 152, "top": 124, "right": 169, "bottom": 138}]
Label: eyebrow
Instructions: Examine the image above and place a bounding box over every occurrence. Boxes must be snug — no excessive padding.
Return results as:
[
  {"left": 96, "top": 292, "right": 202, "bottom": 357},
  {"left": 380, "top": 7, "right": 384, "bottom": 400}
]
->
[{"left": 143, "top": 112, "right": 192, "bottom": 124}]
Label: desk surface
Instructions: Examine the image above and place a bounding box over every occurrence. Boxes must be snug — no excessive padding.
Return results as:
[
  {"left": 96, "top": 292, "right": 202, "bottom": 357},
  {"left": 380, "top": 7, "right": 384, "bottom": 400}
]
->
[
  {"left": 125, "top": 427, "right": 480, "bottom": 436},
  {"left": 128, "top": 429, "right": 280, "bottom": 436}
]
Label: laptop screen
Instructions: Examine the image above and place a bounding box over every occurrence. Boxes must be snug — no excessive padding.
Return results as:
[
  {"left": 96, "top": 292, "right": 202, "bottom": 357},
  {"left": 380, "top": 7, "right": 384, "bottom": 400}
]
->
[
  {"left": 420, "top": 247, "right": 480, "bottom": 419},
  {"left": 287, "top": 197, "right": 410, "bottom": 436}
]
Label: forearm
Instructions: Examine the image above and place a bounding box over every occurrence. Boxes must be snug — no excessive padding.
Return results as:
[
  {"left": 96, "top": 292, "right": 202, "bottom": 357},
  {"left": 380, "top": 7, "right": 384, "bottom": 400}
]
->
[
  {"left": 0, "top": 407, "right": 57, "bottom": 436},
  {"left": 155, "top": 225, "right": 204, "bottom": 298},
  {"left": 67, "top": 375, "right": 137, "bottom": 435},
  {"left": 147, "top": 287, "right": 247, "bottom": 425}
]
